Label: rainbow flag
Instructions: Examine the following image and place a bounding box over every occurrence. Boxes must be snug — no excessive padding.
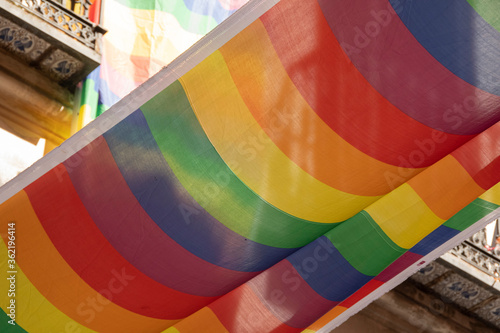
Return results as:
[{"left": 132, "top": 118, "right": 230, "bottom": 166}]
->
[
  {"left": 77, "top": 0, "right": 247, "bottom": 126},
  {"left": 2, "top": 0, "right": 500, "bottom": 332}
]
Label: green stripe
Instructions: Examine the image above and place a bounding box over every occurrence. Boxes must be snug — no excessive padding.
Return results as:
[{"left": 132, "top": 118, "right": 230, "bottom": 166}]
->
[
  {"left": 141, "top": 80, "right": 334, "bottom": 248},
  {"left": 325, "top": 210, "right": 405, "bottom": 276},
  {"left": 467, "top": 0, "right": 500, "bottom": 32},
  {"left": 0, "top": 308, "right": 27, "bottom": 332},
  {"left": 96, "top": 103, "right": 108, "bottom": 117},
  {"left": 444, "top": 197, "right": 500, "bottom": 231},
  {"left": 323, "top": 197, "right": 499, "bottom": 276},
  {"left": 112, "top": 0, "right": 218, "bottom": 35},
  {"left": 79, "top": 78, "right": 99, "bottom": 120}
]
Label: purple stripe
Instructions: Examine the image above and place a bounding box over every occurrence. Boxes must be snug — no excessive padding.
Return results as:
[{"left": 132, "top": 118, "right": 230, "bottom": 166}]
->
[
  {"left": 317, "top": 0, "right": 500, "bottom": 134},
  {"left": 64, "top": 136, "right": 256, "bottom": 297},
  {"left": 376, "top": 251, "right": 423, "bottom": 283}
]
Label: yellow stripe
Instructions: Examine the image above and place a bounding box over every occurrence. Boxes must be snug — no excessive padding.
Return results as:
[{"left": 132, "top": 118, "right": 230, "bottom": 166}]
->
[
  {"left": 1, "top": 236, "right": 97, "bottom": 332},
  {"left": 479, "top": 182, "right": 500, "bottom": 205},
  {"left": 219, "top": 19, "right": 419, "bottom": 197},
  {"left": 180, "top": 51, "right": 380, "bottom": 222},
  {"left": 366, "top": 183, "right": 445, "bottom": 249},
  {"left": 103, "top": 33, "right": 181, "bottom": 67},
  {"left": 77, "top": 104, "right": 93, "bottom": 129}
]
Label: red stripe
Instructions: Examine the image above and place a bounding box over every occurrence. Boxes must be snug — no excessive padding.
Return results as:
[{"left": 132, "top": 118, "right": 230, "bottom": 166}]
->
[
  {"left": 25, "top": 163, "right": 218, "bottom": 319},
  {"left": 261, "top": 0, "right": 472, "bottom": 167},
  {"left": 452, "top": 122, "right": 500, "bottom": 189},
  {"left": 209, "top": 284, "right": 300, "bottom": 333},
  {"left": 63, "top": 137, "right": 257, "bottom": 297},
  {"left": 316, "top": 0, "right": 500, "bottom": 135},
  {"left": 247, "top": 260, "right": 337, "bottom": 328},
  {"left": 339, "top": 279, "right": 383, "bottom": 308}
]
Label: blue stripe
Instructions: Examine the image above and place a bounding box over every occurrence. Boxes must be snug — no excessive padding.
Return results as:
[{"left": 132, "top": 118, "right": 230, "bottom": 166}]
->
[
  {"left": 103, "top": 110, "right": 293, "bottom": 272},
  {"left": 183, "top": 0, "right": 238, "bottom": 24},
  {"left": 410, "top": 225, "right": 460, "bottom": 256},
  {"left": 286, "top": 236, "right": 372, "bottom": 302},
  {"left": 97, "top": 75, "right": 120, "bottom": 109}
]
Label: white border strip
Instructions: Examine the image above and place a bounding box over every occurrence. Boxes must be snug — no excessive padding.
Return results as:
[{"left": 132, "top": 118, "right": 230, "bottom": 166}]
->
[
  {"left": 0, "top": 0, "right": 280, "bottom": 205},
  {"left": 316, "top": 208, "right": 500, "bottom": 333}
]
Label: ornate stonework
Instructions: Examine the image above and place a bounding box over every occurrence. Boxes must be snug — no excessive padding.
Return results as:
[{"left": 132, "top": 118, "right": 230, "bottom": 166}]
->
[
  {"left": 411, "top": 261, "right": 448, "bottom": 285},
  {"left": 40, "top": 48, "right": 83, "bottom": 81},
  {"left": 430, "top": 272, "right": 491, "bottom": 308},
  {"left": 0, "top": 13, "right": 86, "bottom": 83},
  {"left": 0, "top": 15, "right": 49, "bottom": 61},
  {"left": 475, "top": 298, "right": 500, "bottom": 327},
  {"left": 0, "top": 0, "right": 105, "bottom": 86},
  {"left": 410, "top": 221, "right": 500, "bottom": 330},
  {"left": 450, "top": 224, "right": 500, "bottom": 278}
]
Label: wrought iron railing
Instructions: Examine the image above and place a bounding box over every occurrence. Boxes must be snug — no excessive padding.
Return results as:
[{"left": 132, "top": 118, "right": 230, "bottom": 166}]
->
[{"left": 8, "top": 0, "right": 105, "bottom": 50}]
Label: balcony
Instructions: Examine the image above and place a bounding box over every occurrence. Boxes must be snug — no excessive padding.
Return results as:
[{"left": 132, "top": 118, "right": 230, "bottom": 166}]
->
[
  {"left": 409, "top": 220, "right": 500, "bottom": 329},
  {"left": 0, "top": 0, "right": 106, "bottom": 155},
  {"left": 448, "top": 220, "right": 500, "bottom": 284},
  {"left": 0, "top": 0, "right": 105, "bottom": 87}
]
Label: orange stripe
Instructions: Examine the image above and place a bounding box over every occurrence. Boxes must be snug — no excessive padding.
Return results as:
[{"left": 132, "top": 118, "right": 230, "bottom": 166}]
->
[
  {"left": 219, "top": 19, "right": 422, "bottom": 196},
  {"left": 408, "top": 155, "right": 485, "bottom": 220},
  {"left": 170, "top": 308, "right": 229, "bottom": 333},
  {"left": 0, "top": 190, "right": 174, "bottom": 332},
  {"left": 102, "top": 39, "right": 151, "bottom": 86},
  {"left": 0, "top": 239, "right": 97, "bottom": 332},
  {"left": 304, "top": 306, "right": 347, "bottom": 331}
]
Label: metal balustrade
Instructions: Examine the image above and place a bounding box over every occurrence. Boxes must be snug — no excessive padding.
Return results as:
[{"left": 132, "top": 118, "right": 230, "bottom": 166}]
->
[{"left": 9, "top": 0, "right": 104, "bottom": 50}]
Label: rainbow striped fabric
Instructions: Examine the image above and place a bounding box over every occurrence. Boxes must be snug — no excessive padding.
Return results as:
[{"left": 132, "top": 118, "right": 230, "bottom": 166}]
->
[
  {"left": 78, "top": 0, "right": 247, "bottom": 125},
  {"left": 2, "top": 0, "right": 500, "bottom": 332}
]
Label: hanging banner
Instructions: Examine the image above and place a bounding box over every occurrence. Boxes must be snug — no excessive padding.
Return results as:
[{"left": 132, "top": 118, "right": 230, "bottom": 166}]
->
[{"left": 1, "top": 0, "right": 500, "bottom": 332}]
